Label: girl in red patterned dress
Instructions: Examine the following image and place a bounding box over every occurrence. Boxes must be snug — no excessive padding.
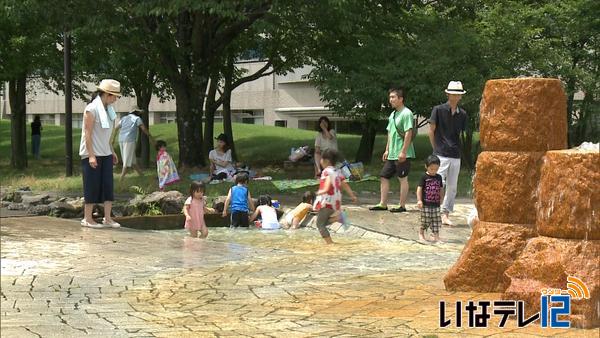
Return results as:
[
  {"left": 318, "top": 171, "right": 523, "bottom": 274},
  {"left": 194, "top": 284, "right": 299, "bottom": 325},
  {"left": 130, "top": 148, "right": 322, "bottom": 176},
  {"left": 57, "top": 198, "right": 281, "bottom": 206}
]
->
[{"left": 314, "top": 149, "right": 357, "bottom": 244}]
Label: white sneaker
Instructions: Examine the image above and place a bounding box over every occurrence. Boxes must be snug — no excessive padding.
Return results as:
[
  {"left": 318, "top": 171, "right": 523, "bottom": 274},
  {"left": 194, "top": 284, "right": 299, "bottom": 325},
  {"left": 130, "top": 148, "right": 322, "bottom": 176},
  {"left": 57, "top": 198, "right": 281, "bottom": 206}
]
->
[
  {"left": 102, "top": 218, "right": 121, "bottom": 228},
  {"left": 81, "top": 220, "right": 104, "bottom": 228}
]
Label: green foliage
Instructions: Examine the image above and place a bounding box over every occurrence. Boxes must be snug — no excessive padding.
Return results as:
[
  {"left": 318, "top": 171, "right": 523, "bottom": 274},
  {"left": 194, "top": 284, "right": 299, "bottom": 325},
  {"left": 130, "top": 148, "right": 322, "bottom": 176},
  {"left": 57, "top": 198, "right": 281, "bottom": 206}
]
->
[
  {"left": 130, "top": 185, "right": 148, "bottom": 197},
  {"left": 307, "top": 1, "right": 486, "bottom": 123},
  {"left": 145, "top": 203, "right": 163, "bottom": 216},
  {"left": 477, "top": 0, "right": 600, "bottom": 144}
]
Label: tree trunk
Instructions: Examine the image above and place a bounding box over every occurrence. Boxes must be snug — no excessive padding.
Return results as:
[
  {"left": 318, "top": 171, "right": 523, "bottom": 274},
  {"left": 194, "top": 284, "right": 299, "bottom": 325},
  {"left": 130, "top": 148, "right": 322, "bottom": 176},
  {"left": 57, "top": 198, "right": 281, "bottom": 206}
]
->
[
  {"left": 222, "top": 90, "right": 236, "bottom": 162},
  {"left": 565, "top": 77, "right": 577, "bottom": 147},
  {"left": 460, "top": 130, "right": 474, "bottom": 170},
  {"left": 203, "top": 74, "right": 219, "bottom": 163},
  {"left": 460, "top": 105, "right": 478, "bottom": 171},
  {"left": 222, "top": 57, "right": 237, "bottom": 161},
  {"left": 354, "top": 117, "right": 377, "bottom": 164},
  {"left": 133, "top": 81, "right": 153, "bottom": 169},
  {"left": 174, "top": 84, "right": 205, "bottom": 169},
  {"left": 8, "top": 75, "right": 28, "bottom": 169}
]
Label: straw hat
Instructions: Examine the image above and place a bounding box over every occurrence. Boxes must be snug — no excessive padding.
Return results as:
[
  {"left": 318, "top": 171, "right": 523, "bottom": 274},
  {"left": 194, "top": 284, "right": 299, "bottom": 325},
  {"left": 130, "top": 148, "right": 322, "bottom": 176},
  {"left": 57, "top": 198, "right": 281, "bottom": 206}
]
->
[
  {"left": 97, "top": 79, "right": 122, "bottom": 97},
  {"left": 444, "top": 81, "right": 466, "bottom": 95},
  {"left": 129, "top": 106, "right": 145, "bottom": 114}
]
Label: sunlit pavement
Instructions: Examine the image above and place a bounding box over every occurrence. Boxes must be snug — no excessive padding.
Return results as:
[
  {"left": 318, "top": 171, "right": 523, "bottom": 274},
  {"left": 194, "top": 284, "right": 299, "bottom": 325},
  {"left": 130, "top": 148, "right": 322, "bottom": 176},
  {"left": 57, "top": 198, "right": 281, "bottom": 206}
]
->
[{"left": 1, "top": 217, "right": 598, "bottom": 337}]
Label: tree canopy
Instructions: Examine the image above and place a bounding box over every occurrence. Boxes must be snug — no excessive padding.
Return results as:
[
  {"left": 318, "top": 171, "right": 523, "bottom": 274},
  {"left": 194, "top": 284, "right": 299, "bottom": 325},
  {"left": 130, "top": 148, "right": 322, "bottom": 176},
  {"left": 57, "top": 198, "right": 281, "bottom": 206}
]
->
[{"left": 2, "top": 0, "right": 597, "bottom": 170}]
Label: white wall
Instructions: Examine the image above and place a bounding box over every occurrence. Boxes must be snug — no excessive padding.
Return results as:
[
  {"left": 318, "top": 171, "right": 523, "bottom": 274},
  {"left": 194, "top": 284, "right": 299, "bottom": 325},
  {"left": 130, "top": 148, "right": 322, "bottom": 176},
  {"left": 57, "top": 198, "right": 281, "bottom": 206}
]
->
[{"left": 4, "top": 62, "right": 332, "bottom": 128}]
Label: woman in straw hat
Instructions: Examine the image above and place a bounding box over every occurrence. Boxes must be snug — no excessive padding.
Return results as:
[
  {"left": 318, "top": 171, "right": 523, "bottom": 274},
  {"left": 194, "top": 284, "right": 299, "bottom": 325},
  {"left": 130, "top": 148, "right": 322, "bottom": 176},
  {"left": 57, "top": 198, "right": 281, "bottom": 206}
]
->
[{"left": 79, "top": 79, "right": 122, "bottom": 228}]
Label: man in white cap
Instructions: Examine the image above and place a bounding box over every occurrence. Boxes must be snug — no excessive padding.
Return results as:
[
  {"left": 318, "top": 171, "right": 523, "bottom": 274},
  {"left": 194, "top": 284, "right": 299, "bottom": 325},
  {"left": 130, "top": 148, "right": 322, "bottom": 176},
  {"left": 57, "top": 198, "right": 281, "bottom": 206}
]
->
[
  {"left": 428, "top": 81, "right": 468, "bottom": 226},
  {"left": 112, "top": 106, "right": 154, "bottom": 182}
]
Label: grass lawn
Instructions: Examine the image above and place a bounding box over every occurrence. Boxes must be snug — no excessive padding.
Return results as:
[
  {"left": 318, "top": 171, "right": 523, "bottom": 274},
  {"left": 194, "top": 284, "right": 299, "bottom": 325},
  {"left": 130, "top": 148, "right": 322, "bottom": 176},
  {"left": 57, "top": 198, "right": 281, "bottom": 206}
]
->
[{"left": 0, "top": 120, "right": 475, "bottom": 200}]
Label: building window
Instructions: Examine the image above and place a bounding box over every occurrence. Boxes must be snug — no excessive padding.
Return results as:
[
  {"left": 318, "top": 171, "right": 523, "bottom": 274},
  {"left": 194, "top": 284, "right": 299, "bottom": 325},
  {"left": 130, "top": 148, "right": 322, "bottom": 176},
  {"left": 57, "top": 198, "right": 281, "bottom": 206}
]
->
[
  {"left": 275, "top": 120, "right": 287, "bottom": 127},
  {"left": 159, "top": 112, "right": 176, "bottom": 124},
  {"left": 72, "top": 116, "right": 83, "bottom": 129}
]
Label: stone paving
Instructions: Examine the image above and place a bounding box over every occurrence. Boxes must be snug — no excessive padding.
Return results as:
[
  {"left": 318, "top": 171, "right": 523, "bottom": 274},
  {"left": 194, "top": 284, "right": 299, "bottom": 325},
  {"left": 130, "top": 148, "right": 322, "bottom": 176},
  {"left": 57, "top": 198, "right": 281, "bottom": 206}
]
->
[{"left": 1, "top": 216, "right": 599, "bottom": 337}]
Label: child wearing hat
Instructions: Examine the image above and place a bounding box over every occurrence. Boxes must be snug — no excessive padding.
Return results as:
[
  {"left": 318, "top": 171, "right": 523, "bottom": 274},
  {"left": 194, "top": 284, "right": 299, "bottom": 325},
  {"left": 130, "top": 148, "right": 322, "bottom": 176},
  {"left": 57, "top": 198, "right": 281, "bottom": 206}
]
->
[{"left": 112, "top": 106, "right": 154, "bottom": 182}]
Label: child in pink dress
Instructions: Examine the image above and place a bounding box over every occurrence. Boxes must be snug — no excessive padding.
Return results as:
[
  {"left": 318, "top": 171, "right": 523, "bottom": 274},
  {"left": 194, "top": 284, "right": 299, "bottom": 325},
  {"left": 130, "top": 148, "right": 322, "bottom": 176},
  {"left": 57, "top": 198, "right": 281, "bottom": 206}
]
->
[{"left": 183, "top": 181, "right": 212, "bottom": 238}]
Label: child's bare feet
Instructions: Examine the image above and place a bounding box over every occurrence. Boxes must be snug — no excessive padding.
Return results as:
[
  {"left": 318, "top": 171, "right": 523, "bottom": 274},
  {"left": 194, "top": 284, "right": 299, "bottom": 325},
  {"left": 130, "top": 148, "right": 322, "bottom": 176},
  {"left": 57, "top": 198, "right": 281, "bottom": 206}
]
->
[
  {"left": 418, "top": 229, "right": 430, "bottom": 242},
  {"left": 324, "top": 236, "right": 334, "bottom": 244},
  {"left": 431, "top": 234, "right": 445, "bottom": 244}
]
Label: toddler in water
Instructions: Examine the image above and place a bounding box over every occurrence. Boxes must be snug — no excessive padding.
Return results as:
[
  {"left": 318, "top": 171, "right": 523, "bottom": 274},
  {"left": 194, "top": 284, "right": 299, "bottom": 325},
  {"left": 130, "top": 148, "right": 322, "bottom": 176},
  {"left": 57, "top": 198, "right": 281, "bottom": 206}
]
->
[
  {"left": 155, "top": 140, "right": 180, "bottom": 191},
  {"left": 222, "top": 173, "right": 255, "bottom": 227},
  {"left": 282, "top": 191, "right": 315, "bottom": 229},
  {"left": 183, "top": 181, "right": 213, "bottom": 238},
  {"left": 250, "top": 195, "right": 281, "bottom": 230},
  {"left": 417, "top": 155, "right": 445, "bottom": 243},
  {"left": 314, "top": 149, "right": 357, "bottom": 244}
]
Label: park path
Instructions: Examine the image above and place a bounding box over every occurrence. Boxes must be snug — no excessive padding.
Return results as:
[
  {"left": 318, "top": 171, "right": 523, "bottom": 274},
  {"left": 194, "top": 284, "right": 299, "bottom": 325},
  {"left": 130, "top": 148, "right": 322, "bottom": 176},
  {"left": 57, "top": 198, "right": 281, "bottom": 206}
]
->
[{"left": 1, "top": 216, "right": 598, "bottom": 337}]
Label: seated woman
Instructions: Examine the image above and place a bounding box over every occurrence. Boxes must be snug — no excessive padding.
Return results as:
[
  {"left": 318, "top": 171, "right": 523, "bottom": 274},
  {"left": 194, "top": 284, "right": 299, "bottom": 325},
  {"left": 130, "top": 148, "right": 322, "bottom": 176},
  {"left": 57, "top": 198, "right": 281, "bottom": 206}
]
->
[
  {"left": 314, "top": 116, "right": 338, "bottom": 178},
  {"left": 209, "top": 133, "right": 236, "bottom": 181}
]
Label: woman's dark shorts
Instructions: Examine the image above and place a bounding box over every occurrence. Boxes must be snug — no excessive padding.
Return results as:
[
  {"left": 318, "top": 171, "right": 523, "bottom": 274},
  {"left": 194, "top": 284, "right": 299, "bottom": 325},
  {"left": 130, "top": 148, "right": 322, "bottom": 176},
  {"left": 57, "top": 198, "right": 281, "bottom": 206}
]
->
[
  {"left": 82, "top": 155, "right": 114, "bottom": 204},
  {"left": 380, "top": 159, "right": 411, "bottom": 179}
]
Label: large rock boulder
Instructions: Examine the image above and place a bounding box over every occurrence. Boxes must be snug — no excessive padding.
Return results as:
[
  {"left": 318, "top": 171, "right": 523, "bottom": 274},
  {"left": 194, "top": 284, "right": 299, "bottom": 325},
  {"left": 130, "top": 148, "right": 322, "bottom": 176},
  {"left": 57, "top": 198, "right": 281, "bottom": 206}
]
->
[
  {"left": 129, "top": 191, "right": 185, "bottom": 215},
  {"left": 21, "top": 193, "right": 50, "bottom": 206},
  {"left": 503, "top": 237, "right": 600, "bottom": 328},
  {"left": 444, "top": 221, "right": 537, "bottom": 292},
  {"left": 537, "top": 150, "right": 600, "bottom": 240},
  {"left": 7, "top": 203, "right": 25, "bottom": 210},
  {"left": 48, "top": 198, "right": 84, "bottom": 218},
  {"left": 479, "top": 78, "right": 567, "bottom": 151},
  {"left": 1, "top": 190, "right": 16, "bottom": 202},
  {"left": 212, "top": 196, "right": 228, "bottom": 213},
  {"left": 26, "top": 204, "right": 52, "bottom": 216},
  {"left": 2, "top": 188, "right": 32, "bottom": 203},
  {"left": 474, "top": 151, "right": 544, "bottom": 224}
]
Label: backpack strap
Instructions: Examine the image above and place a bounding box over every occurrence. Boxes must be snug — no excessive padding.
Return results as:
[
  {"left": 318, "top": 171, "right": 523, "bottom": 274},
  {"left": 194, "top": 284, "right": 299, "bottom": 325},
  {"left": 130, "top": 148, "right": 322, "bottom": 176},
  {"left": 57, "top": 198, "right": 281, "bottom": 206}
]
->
[{"left": 392, "top": 110, "right": 415, "bottom": 141}]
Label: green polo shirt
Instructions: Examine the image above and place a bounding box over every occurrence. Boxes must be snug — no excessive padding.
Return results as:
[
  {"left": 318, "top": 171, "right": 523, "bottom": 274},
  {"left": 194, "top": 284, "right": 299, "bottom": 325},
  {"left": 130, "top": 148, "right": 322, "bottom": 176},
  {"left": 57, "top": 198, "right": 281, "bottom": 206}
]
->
[{"left": 386, "top": 106, "right": 415, "bottom": 160}]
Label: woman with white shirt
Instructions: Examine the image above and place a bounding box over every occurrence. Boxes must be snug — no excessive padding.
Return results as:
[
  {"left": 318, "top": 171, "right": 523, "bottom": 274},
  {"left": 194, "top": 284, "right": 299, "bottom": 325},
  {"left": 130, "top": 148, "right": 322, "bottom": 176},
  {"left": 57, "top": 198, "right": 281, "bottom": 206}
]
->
[
  {"left": 209, "top": 133, "right": 236, "bottom": 181},
  {"left": 79, "top": 79, "right": 122, "bottom": 229},
  {"left": 314, "top": 116, "right": 338, "bottom": 177}
]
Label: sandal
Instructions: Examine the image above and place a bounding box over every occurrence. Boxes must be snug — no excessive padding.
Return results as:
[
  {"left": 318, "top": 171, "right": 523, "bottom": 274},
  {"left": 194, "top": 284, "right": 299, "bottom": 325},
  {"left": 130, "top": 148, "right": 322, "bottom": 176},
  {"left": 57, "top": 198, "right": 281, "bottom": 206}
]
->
[
  {"left": 369, "top": 204, "right": 388, "bottom": 211},
  {"left": 389, "top": 206, "right": 407, "bottom": 213}
]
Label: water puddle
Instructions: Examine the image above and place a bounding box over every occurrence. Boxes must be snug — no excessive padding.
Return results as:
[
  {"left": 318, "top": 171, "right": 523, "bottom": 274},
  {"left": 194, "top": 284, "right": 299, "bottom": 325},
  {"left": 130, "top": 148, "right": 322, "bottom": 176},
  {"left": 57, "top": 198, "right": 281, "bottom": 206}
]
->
[{"left": 162, "top": 227, "right": 463, "bottom": 271}]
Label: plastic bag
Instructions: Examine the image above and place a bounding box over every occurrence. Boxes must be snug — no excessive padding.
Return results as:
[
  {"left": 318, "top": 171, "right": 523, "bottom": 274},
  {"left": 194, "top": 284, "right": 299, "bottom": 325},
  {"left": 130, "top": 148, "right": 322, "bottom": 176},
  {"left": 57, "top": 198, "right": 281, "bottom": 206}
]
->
[
  {"left": 339, "top": 161, "right": 352, "bottom": 179},
  {"left": 348, "top": 162, "right": 364, "bottom": 181},
  {"left": 289, "top": 146, "right": 309, "bottom": 162}
]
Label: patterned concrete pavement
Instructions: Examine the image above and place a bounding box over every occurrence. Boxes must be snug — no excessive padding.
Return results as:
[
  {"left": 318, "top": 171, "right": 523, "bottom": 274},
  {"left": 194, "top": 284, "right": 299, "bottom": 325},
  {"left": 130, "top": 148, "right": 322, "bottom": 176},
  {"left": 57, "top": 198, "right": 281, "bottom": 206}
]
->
[{"left": 1, "top": 216, "right": 598, "bottom": 337}]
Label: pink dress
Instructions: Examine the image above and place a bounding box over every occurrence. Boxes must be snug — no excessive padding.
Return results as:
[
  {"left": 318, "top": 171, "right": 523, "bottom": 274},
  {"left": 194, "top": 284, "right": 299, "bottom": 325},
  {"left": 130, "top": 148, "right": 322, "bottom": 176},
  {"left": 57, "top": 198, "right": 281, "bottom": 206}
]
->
[{"left": 184, "top": 197, "right": 207, "bottom": 231}]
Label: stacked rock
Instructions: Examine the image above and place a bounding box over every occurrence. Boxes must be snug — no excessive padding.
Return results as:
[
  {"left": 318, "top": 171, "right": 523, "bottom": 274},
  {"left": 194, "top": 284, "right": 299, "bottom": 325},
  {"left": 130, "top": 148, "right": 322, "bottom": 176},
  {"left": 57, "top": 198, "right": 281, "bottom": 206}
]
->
[
  {"left": 444, "top": 78, "right": 566, "bottom": 292},
  {"left": 503, "top": 148, "right": 599, "bottom": 328},
  {"left": 444, "top": 78, "right": 599, "bottom": 328}
]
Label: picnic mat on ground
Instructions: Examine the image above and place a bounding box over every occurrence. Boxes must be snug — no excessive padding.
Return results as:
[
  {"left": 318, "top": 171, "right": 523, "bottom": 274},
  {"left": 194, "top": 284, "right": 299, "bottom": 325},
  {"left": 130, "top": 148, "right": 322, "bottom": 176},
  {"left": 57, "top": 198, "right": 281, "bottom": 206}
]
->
[{"left": 272, "top": 175, "right": 378, "bottom": 192}]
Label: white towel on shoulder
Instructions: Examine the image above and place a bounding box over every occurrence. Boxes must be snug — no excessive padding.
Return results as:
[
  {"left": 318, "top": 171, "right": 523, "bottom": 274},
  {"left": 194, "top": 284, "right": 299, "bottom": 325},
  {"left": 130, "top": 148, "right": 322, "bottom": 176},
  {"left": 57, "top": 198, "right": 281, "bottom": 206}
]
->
[{"left": 89, "top": 95, "right": 116, "bottom": 129}]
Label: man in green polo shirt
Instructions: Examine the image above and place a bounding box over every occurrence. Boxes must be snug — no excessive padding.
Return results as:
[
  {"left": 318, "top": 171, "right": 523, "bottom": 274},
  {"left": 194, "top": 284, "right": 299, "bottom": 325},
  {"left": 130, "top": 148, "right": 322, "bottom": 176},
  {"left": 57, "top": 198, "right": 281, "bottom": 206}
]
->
[{"left": 370, "top": 86, "right": 415, "bottom": 213}]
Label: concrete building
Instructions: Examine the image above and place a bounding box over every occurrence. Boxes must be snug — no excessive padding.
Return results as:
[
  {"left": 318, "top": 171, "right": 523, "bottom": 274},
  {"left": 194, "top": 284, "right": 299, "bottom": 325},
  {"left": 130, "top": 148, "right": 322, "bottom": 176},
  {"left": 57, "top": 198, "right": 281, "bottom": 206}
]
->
[{"left": 0, "top": 62, "right": 362, "bottom": 132}]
